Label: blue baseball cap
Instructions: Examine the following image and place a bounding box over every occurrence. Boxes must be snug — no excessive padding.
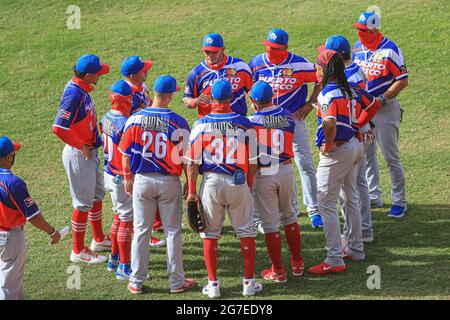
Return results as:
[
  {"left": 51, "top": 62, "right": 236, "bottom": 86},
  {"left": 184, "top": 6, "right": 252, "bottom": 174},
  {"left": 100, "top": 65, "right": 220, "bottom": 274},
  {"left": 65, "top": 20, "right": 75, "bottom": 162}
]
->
[
  {"left": 202, "top": 33, "right": 224, "bottom": 52},
  {"left": 249, "top": 81, "right": 273, "bottom": 103},
  {"left": 0, "top": 136, "right": 21, "bottom": 158},
  {"left": 110, "top": 80, "right": 133, "bottom": 96},
  {"left": 263, "top": 28, "right": 289, "bottom": 48},
  {"left": 153, "top": 75, "right": 180, "bottom": 94},
  {"left": 211, "top": 79, "right": 232, "bottom": 100},
  {"left": 353, "top": 11, "right": 381, "bottom": 30},
  {"left": 121, "top": 56, "right": 153, "bottom": 77},
  {"left": 75, "top": 54, "right": 109, "bottom": 75},
  {"left": 317, "top": 35, "right": 351, "bottom": 55}
]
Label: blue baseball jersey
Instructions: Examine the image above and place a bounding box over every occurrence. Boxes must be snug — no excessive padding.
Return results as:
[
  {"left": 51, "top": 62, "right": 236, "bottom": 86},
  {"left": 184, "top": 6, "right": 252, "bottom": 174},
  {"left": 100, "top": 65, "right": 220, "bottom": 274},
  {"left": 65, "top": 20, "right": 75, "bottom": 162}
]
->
[
  {"left": 0, "top": 168, "right": 40, "bottom": 229},
  {"left": 345, "top": 62, "right": 367, "bottom": 90},
  {"left": 124, "top": 80, "right": 152, "bottom": 114},
  {"left": 352, "top": 37, "right": 408, "bottom": 97},
  {"left": 52, "top": 78, "right": 102, "bottom": 148},
  {"left": 100, "top": 111, "right": 129, "bottom": 176},
  {"left": 248, "top": 106, "right": 296, "bottom": 167},
  {"left": 184, "top": 56, "right": 253, "bottom": 117},
  {"left": 249, "top": 52, "right": 317, "bottom": 114},
  {"left": 119, "top": 108, "right": 190, "bottom": 176},
  {"left": 185, "top": 112, "right": 254, "bottom": 175},
  {"left": 315, "top": 83, "right": 377, "bottom": 147}
]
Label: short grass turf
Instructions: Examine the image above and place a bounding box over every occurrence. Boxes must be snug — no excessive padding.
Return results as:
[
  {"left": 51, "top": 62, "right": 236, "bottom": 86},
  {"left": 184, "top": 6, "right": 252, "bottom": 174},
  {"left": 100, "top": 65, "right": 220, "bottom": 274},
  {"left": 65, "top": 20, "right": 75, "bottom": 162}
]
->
[{"left": 0, "top": 0, "right": 449, "bottom": 300}]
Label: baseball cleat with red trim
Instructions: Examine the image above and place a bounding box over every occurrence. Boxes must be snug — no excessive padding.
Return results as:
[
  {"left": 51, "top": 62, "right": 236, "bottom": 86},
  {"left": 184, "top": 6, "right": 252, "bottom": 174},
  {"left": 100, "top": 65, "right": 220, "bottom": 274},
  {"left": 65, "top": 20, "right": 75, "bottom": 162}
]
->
[
  {"left": 127, "top": 283, "right": 143, "bottom": 295},
  {"left": 292, "top": 260, "right": 305, "bottom": 277},
  {"left": 261, "top": 269, "right": 287, "bottom": 283},
  {"left": 170, "top": 278, "right": 196, "bottom": 293},
  {"left": 242, "top": 278, "right": 263, "bottom": 297},
  {"left": 202, "top": 279, "right": 221, "bottom": 299},
  {"left": 70, "top": 248, "right": 108, "bottom": 264},
  {"left": 149, "top": 236, "right": 166, "bottom": 248},
  {"left": 90, "top": 235, "right": 112, "bottom": 252},
  {"left": 308, "top": 262, "right": 346, "bottom": 275}
]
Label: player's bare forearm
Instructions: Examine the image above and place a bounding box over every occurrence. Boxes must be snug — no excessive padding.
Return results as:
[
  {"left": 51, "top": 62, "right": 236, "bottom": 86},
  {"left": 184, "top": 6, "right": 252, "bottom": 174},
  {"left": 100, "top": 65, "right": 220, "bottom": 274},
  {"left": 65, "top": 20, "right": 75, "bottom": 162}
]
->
[
  {"left": 383, "top": 78, "right": 408, "bottom": 100},
  {"left": 122, "top": 154, "right": 133, "bottom": 195},
  {"left": 29, "top": 213, "right": 54, "bottom": 235},
  {"left": 309, "top": 82, "right": 321, "bottom": 104},
  {"left": 187, "top": 162, "right": 199, "bottom": 196},
  {"left": 183, "top": 97, "right": 197, "bottom": 109},
  {"left": 322, "top": 118, "right": 337, "bottom": 152}
]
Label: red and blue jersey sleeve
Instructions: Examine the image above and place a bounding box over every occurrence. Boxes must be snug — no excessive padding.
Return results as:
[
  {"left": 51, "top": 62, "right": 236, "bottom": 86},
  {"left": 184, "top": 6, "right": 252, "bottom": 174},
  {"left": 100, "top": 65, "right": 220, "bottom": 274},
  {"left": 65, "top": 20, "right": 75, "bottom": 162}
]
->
[{"left": 53, "top": 88, "right": 83, "bottom": 130}]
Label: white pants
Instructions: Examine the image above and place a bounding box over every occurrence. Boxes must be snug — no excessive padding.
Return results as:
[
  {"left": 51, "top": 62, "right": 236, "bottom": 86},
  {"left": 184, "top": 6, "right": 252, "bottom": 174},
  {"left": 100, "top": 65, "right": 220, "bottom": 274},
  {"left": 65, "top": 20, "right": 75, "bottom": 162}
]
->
[
  {"left": 199, "top": 172, "right": 256, "bottom": 239},
  {"left": 317, "top": 137, "right": 365, "bottom": 266},
  {"left": 0, "top": 228, "right": 26, "bottom": 300},
  {"left": 129, "top": 173, "right": 185, "bottom": 290},
  {"left": 292, "top": 119, "right": 318, "bottom": 216},
  {"left": 104, "top": 172, "right": 133, "bottom": 221},
  {"left": 365, "top": 98, "right": 407, "bottom": 207}
]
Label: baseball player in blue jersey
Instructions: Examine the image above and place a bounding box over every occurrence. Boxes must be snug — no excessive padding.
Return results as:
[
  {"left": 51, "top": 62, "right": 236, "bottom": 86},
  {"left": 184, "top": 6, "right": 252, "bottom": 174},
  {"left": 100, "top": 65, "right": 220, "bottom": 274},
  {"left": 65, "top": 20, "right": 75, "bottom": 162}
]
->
[
  {"left": 248, "top": 81, "right": 305, "bottom": 283},
  {"left": 183, "top": 33, "right": 253, "bottom": 117},
  {"left": 319, "top": 35, "right": 375, "bottom": 243},
  {"left": 120, "top": 75, "right": 195, "bottom": 295},
  {"left": 52, "top": 54, "right": 111, "bottom": 264},
  {"left": 186, "top": 80, "right": 262, "bottom": 298},
  {"left": 0, "top": 137, "right": 61, "bottom": 300},
  {"left": 352, "top": 11, "right": 409, "bottom": 218},
  {"left": 249, "top": 28, "right": 323, "bottom": 228}
]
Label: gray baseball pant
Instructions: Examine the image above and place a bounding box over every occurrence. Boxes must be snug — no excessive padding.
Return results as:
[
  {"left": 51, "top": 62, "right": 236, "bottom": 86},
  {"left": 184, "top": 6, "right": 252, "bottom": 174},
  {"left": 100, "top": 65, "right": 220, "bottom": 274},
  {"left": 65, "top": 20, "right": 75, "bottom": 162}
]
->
[
  {"left": 292, "top": 119, "right": 319, "bottom": 217},
  {"left": 0, "top": 227, "right": 26, "bottom": 300},
  {"left": 129, "top": 173, "right": 185, "bottom": 290},
  {"left": 104, "top": 172, "right": 133, "bottom": 222},
  {"left": 62, "top": 145, "right": 105, "bottom": 212},
  {"left": 317, "top": 137, "right": 365, "bottom": 266},
  {"left": 199, "top": 172, "right": 256, "bottom": 240},
  {"left": 365, "top": 98, "right": 407, "bottom": 207},
  {"left": 254, "top": 163, "right": 299, "bottom": 233}
]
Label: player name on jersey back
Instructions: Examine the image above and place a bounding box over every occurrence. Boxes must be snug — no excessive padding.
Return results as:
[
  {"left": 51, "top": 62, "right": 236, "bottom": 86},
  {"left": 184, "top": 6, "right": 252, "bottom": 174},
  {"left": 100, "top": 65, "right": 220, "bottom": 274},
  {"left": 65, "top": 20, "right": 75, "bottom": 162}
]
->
[{"left": 119, "top": 108, "right": 190, "bottom": 176}]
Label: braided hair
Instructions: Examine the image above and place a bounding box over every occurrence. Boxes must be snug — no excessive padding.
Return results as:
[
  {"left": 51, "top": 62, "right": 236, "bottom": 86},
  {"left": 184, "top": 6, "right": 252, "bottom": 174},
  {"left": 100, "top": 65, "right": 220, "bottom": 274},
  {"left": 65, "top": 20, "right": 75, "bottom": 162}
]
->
[{"left": 322, "top": 53, "right": 353, "bottom": 98}]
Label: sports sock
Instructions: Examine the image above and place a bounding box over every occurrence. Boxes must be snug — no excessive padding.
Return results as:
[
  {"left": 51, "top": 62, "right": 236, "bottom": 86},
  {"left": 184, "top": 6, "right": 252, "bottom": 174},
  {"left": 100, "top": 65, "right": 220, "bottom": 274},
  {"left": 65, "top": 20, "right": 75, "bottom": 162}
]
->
[
  {"left": 88, "top": 200, "right": 105, "bottom": 242},
  {"left": 284, "top": 222, "right": 303, "bottom": 264},
  {"left": 110, "top": 215, "right": 120, "bottom": 256},
  {"left": 240, "top": 237, "right": 256, "bottom": 279},
  {"left": 71, "top": 209, "right": 88, "bottom": 254},
  {"left": 118, "top": 220, "right": 133, "bottom": 264},
  {"left": 203, "top": 239, "right": 218, "bottom": 281},
  {"left": 264, "top": 232, "right": 285, "bottom": 274}
]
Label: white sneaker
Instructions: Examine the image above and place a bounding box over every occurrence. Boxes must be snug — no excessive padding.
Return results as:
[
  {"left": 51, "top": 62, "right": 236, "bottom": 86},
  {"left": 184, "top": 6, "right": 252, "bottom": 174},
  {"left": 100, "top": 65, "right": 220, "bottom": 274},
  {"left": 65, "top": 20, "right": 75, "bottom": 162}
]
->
[
  {"left": 242, "top": 278, "right": 263, "bottom": 297},
  {"left": 70, "top": 248, "right": 108, "bottom": 264},
  {"left": 90, "top": 236, "right": 112, "bottom": 252},
  {"left": 149, "top": 237, "right": 166, "bottom": 248},
  {"left": 202, "top": 279, "right": 221, "bottom": 299}
]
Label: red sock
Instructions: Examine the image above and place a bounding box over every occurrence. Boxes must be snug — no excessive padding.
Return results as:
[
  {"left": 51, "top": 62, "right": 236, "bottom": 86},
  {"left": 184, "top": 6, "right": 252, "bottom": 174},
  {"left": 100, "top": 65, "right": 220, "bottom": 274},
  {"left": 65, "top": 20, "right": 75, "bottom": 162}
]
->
[
  {"left": 152, "top": 209, "right": 163, "bottom": 231},
  {"left": 240, "top": 237, "right": 256, "bottom": 279},
  {"left": 118, "top": 220, "right": 133, "bottom": 264},
  {"left": 71, "top": 209, "right": 88, "bottom": 254},
  {"left": 203, "top": 239, "right": 218, "bottom": 281},
  {"left": 264, "top": 232, "right": 285, "bottom": 274},
  {"left": 110, "top": 215, "right": 120, "bottom": 256},
  {"left": 88, "top": 200, "right": 105, "bottom": 242},
  {"left": 284, "top": 222, "right": 303, "bottom": 264}
]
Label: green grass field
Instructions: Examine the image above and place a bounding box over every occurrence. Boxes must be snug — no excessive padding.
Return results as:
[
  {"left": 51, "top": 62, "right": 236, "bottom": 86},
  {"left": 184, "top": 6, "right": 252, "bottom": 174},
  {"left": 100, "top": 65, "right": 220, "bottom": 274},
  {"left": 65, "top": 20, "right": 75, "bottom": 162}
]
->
[{"left": 1, "top": 0, "right": 449, "bottom": 300}]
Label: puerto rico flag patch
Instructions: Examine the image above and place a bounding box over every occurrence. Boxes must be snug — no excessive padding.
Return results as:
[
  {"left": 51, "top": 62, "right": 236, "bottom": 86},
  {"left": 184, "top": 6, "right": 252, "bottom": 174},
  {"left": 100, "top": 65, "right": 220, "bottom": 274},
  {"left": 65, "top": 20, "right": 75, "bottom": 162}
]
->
[
  {"left": 24, "top": 197, "right": 35, "bottom": 207},
  {"left": 59, "top": 110, "right": 71, "bottom": 120}
]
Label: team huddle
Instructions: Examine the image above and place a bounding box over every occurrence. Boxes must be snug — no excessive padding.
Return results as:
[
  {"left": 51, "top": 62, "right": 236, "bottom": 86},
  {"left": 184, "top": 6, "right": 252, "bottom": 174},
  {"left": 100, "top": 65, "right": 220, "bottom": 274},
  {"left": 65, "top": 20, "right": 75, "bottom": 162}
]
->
[{"left": 0, "top": 11, "right": 409, "bottom": 299}]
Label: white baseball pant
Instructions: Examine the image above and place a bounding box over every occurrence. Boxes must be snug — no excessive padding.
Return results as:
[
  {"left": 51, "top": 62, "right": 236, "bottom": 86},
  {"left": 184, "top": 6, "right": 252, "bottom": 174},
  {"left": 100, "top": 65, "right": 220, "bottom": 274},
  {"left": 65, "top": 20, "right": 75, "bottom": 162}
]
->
[{"left": 104, "top": 172, "right": 133, "bottom": 222}]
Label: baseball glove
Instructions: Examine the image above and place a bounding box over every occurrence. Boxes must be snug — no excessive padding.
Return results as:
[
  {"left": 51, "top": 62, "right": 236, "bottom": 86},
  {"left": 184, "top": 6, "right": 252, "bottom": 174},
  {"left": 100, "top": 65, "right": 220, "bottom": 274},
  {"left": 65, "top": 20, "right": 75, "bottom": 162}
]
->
[{"left": 186, "top": 199, "right": 207, "bottom": 233}]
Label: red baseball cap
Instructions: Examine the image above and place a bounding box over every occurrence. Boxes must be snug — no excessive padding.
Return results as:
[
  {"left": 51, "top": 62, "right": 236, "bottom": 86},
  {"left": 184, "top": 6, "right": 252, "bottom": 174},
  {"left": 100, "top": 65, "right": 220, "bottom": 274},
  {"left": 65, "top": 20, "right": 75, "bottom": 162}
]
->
[{"left": 316, "top": 49, "right": 338, "bottom": 68}]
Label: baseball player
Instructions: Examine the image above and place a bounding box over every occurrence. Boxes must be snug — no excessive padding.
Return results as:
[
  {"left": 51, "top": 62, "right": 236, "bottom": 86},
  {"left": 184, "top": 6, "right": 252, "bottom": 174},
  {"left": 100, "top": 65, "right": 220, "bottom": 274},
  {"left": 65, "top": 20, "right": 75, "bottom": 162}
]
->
[
  {"left": 52, "top": 54, "right": 111, "bottom": 264},
  {"left": 100, "top": 80, "right": 135, "bottom": 280},
  {"left": 120, "top": 55, "right": 165, "bottom": 248},
  {"left": 352, "top": 11, "right": 409, "bottom": 217},
  {"left": 249, "top": 28, "right": 324, "bottom": 228},
  {"left": 319, "top": 35, "right": 375, "bottom": 243},
  {"left": 185, "top": 79, "right": 263, "bottom": 298},
  {"left": 119, "top": 75, "right": 195, "bottom": 295},
  {"left": 248, "top": 81, "right": 304, "bottom": 283},
  {"left": 183, "top": 33, "right": 253, "bottom": 117},
  {"left": 0, "top": 136, "right": 61, "bottom": 300},
  {"left": 309, "top": 50, "right": 381, "bottom": 275}
]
